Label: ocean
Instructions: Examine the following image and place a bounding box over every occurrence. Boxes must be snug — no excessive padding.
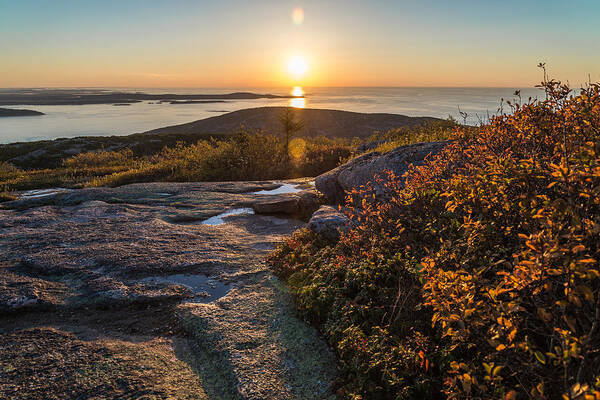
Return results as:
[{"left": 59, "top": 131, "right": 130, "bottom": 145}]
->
[{"left": 0, "top": 87, "right": 544, "bottom": 144}]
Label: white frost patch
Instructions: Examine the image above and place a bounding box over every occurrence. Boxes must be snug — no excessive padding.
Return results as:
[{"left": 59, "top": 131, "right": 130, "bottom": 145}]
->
[
  {"left": 253, "top": 183, "right": 303, "bottom": 195},
  {"left": 202, "top": 208, "right": 255, "bottom": 225},
  {"left": 21, "top": 188, "right": 72, "bottom": 198}
]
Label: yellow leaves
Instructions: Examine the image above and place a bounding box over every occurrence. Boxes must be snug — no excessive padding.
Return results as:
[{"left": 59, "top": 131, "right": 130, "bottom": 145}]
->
[
  {"left": 534, "top": 382, "right": 545, "bottom": 397},
  {"left": 585, "top": 269, "right": 600, "bottom": 279},
  {"left": 445, "top": 200, "right": 458, "bottom": 212},
  {"left": 525, "top": 240, "right": 539, "bottom": 252},
  {"left": 444, "top": 327, "right": 456, "bottom": 338},
  {"left": 567, "top": 383, "right": 593, "bottom": 400},
  {"left": 288, "top": 86, "right": 600, "bottom": 398},
  {"left": 579, "top": 258, "right": 597, "bottom": 265},
  {"left": 492, "top": 365, "right": 503, "bottom": 376},
  {"left": 497, "top": 316, "right": 513, "bottom": 328},
  {"left": 534, "top": 350, "right": 546, "bottom": 365},
  {"left": 482, "top": 362, "right": 503, "bottom": 378},
  {"left": 482, "top": 362, "right": 493, "bottom": 374},
  {"left": 487, "top": 285, "right": 510, "bottom": 301},
  {"left": 449, "top": 314, "right": 462, "bottom": 322},
  {"left": 460, "top": 373, "right": 473, "bottom": 393},
  {"left": 431, "top": 312, "right": 441, "bottom": 327}
]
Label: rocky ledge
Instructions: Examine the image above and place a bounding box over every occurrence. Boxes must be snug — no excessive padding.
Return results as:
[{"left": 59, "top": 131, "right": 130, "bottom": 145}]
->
[{"left": 0, "top": 180, "right": 336, "bottom": 400}]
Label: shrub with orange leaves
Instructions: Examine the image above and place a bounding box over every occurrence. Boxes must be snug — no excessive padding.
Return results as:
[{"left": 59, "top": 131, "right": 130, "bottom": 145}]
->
[{"left": 269, "top": 81, "right": 600, "bottom": 399}]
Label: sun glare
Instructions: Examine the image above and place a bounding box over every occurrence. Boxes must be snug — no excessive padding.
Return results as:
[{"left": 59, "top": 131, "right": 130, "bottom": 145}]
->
[
  {"left": 288, "top": 55, "right": 308, "bottom": 79},
  {"left": 291, "top": 86, "right": 304, "bottom": 97}
]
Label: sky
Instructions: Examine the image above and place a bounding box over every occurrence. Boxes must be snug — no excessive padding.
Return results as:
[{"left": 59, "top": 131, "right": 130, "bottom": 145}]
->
[{"left": 0, "top": 0, "right": 599, "bottom": 88}]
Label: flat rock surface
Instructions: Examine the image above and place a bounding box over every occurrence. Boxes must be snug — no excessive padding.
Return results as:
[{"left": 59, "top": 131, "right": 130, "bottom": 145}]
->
[{"left": 0, "top": 180, "right": 336, "bottom": 399}]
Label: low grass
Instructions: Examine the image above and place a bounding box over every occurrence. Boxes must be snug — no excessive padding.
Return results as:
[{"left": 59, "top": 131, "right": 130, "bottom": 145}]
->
[
  {"left": 367, "top": 119, "right": 460, "bottom": 153},
  {"left": 0, "top": 120, "right": 457, "bottom": 198}
]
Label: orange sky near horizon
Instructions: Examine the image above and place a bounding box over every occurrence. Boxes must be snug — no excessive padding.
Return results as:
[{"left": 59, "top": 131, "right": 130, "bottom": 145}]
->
[{"left": 1, "top": 1, "right": 598, "bottom": 89}]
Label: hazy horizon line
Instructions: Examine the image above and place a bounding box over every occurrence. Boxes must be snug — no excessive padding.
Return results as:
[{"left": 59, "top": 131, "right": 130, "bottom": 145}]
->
[{"left": 0, "top": 85, "right": 548, "bottom": 90}]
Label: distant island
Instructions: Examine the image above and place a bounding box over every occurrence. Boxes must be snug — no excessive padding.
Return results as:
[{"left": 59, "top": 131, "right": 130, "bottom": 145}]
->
[
  {"left": 0, "top": 107, "right": 44, "bottom": 117},
  {"left": 0, "top": 89, "right": 300, "bottom": 106},
  {"left": 168, "top": 100, "right": 228, "bottom": 104}
]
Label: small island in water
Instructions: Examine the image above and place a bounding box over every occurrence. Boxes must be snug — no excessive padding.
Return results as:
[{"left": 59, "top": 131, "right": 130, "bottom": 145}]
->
[
  {"left": 0, "top": 88, "right": 301, "bottom": 106},
  {"left": 0, "top": 107, "right": 44, "bottom": 117}
]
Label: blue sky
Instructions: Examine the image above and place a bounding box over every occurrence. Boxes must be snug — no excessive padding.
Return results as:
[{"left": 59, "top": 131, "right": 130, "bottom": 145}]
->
[{"left": 1, "top": 0, "right": 598, "bottom": 87}]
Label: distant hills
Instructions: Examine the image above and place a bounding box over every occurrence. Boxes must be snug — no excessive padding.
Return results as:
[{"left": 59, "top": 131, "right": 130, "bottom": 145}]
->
[{"left": 144, "top": 107, "right": 441, "bottom": 138}]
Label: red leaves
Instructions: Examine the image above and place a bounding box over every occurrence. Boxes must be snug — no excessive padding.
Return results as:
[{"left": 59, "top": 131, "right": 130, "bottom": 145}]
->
[{"left": 269, "top": 82, "right": 600, "bottom": 400}]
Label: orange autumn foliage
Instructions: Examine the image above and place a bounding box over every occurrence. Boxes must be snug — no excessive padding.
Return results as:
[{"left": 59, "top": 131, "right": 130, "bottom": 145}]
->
[{"left": 269, "top": 81, "right": 600, "bottom": 399}]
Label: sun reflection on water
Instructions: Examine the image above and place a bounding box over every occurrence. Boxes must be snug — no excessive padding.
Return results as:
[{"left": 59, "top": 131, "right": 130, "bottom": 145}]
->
[
  {"left": 291, "top": 86, "right": 304, "bottom": 97},
  {"left": 289, "top": 97, "right": 306, "bottom": 108},
  {"left": 290, "top": 86, "right": 305, "bottom": 108}
]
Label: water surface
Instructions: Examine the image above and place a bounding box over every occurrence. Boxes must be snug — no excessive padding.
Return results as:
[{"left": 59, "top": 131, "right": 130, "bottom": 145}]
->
[
  {"left": 201, "top": 208, "right": 255, "bottom": 225},
  {"left": 0, "top": 87, "right": 543, "bottom": 143},
  {"left": 253, "top": 183, "right": 303, "bottom": 195},
  {"left": 141, "top": 273, "right": 231, "bottom": 303}
]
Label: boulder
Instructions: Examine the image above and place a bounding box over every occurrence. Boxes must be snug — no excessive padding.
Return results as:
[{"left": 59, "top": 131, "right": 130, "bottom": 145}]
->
[
  {"left": 295, "top": 189, "right": 320, "bottom": 217},
  {"left": 252, "top": 189, "right": 319, "bottom": 220},
  {"left": 308, "top": 206, "right": 349, "bottom": 240},
  {"left": 316, "top": 141, "right": 447, "bottom": 203},
  {"left": 252, "top": 198, "right": 300, "bottom": 215}
]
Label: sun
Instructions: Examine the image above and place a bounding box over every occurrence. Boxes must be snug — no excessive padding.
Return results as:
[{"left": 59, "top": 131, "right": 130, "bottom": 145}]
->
[{"left": 288, "top": 55, "right": 308, "bottom": 79}]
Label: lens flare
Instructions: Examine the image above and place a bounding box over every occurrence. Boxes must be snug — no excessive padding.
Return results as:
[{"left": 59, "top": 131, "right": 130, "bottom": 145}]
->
[
  {"left": 291, "top": 7, "right": 304, "bottom": 25},
  {"left": 289, "top": 137, "right": 307, "bottom": 160}
]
